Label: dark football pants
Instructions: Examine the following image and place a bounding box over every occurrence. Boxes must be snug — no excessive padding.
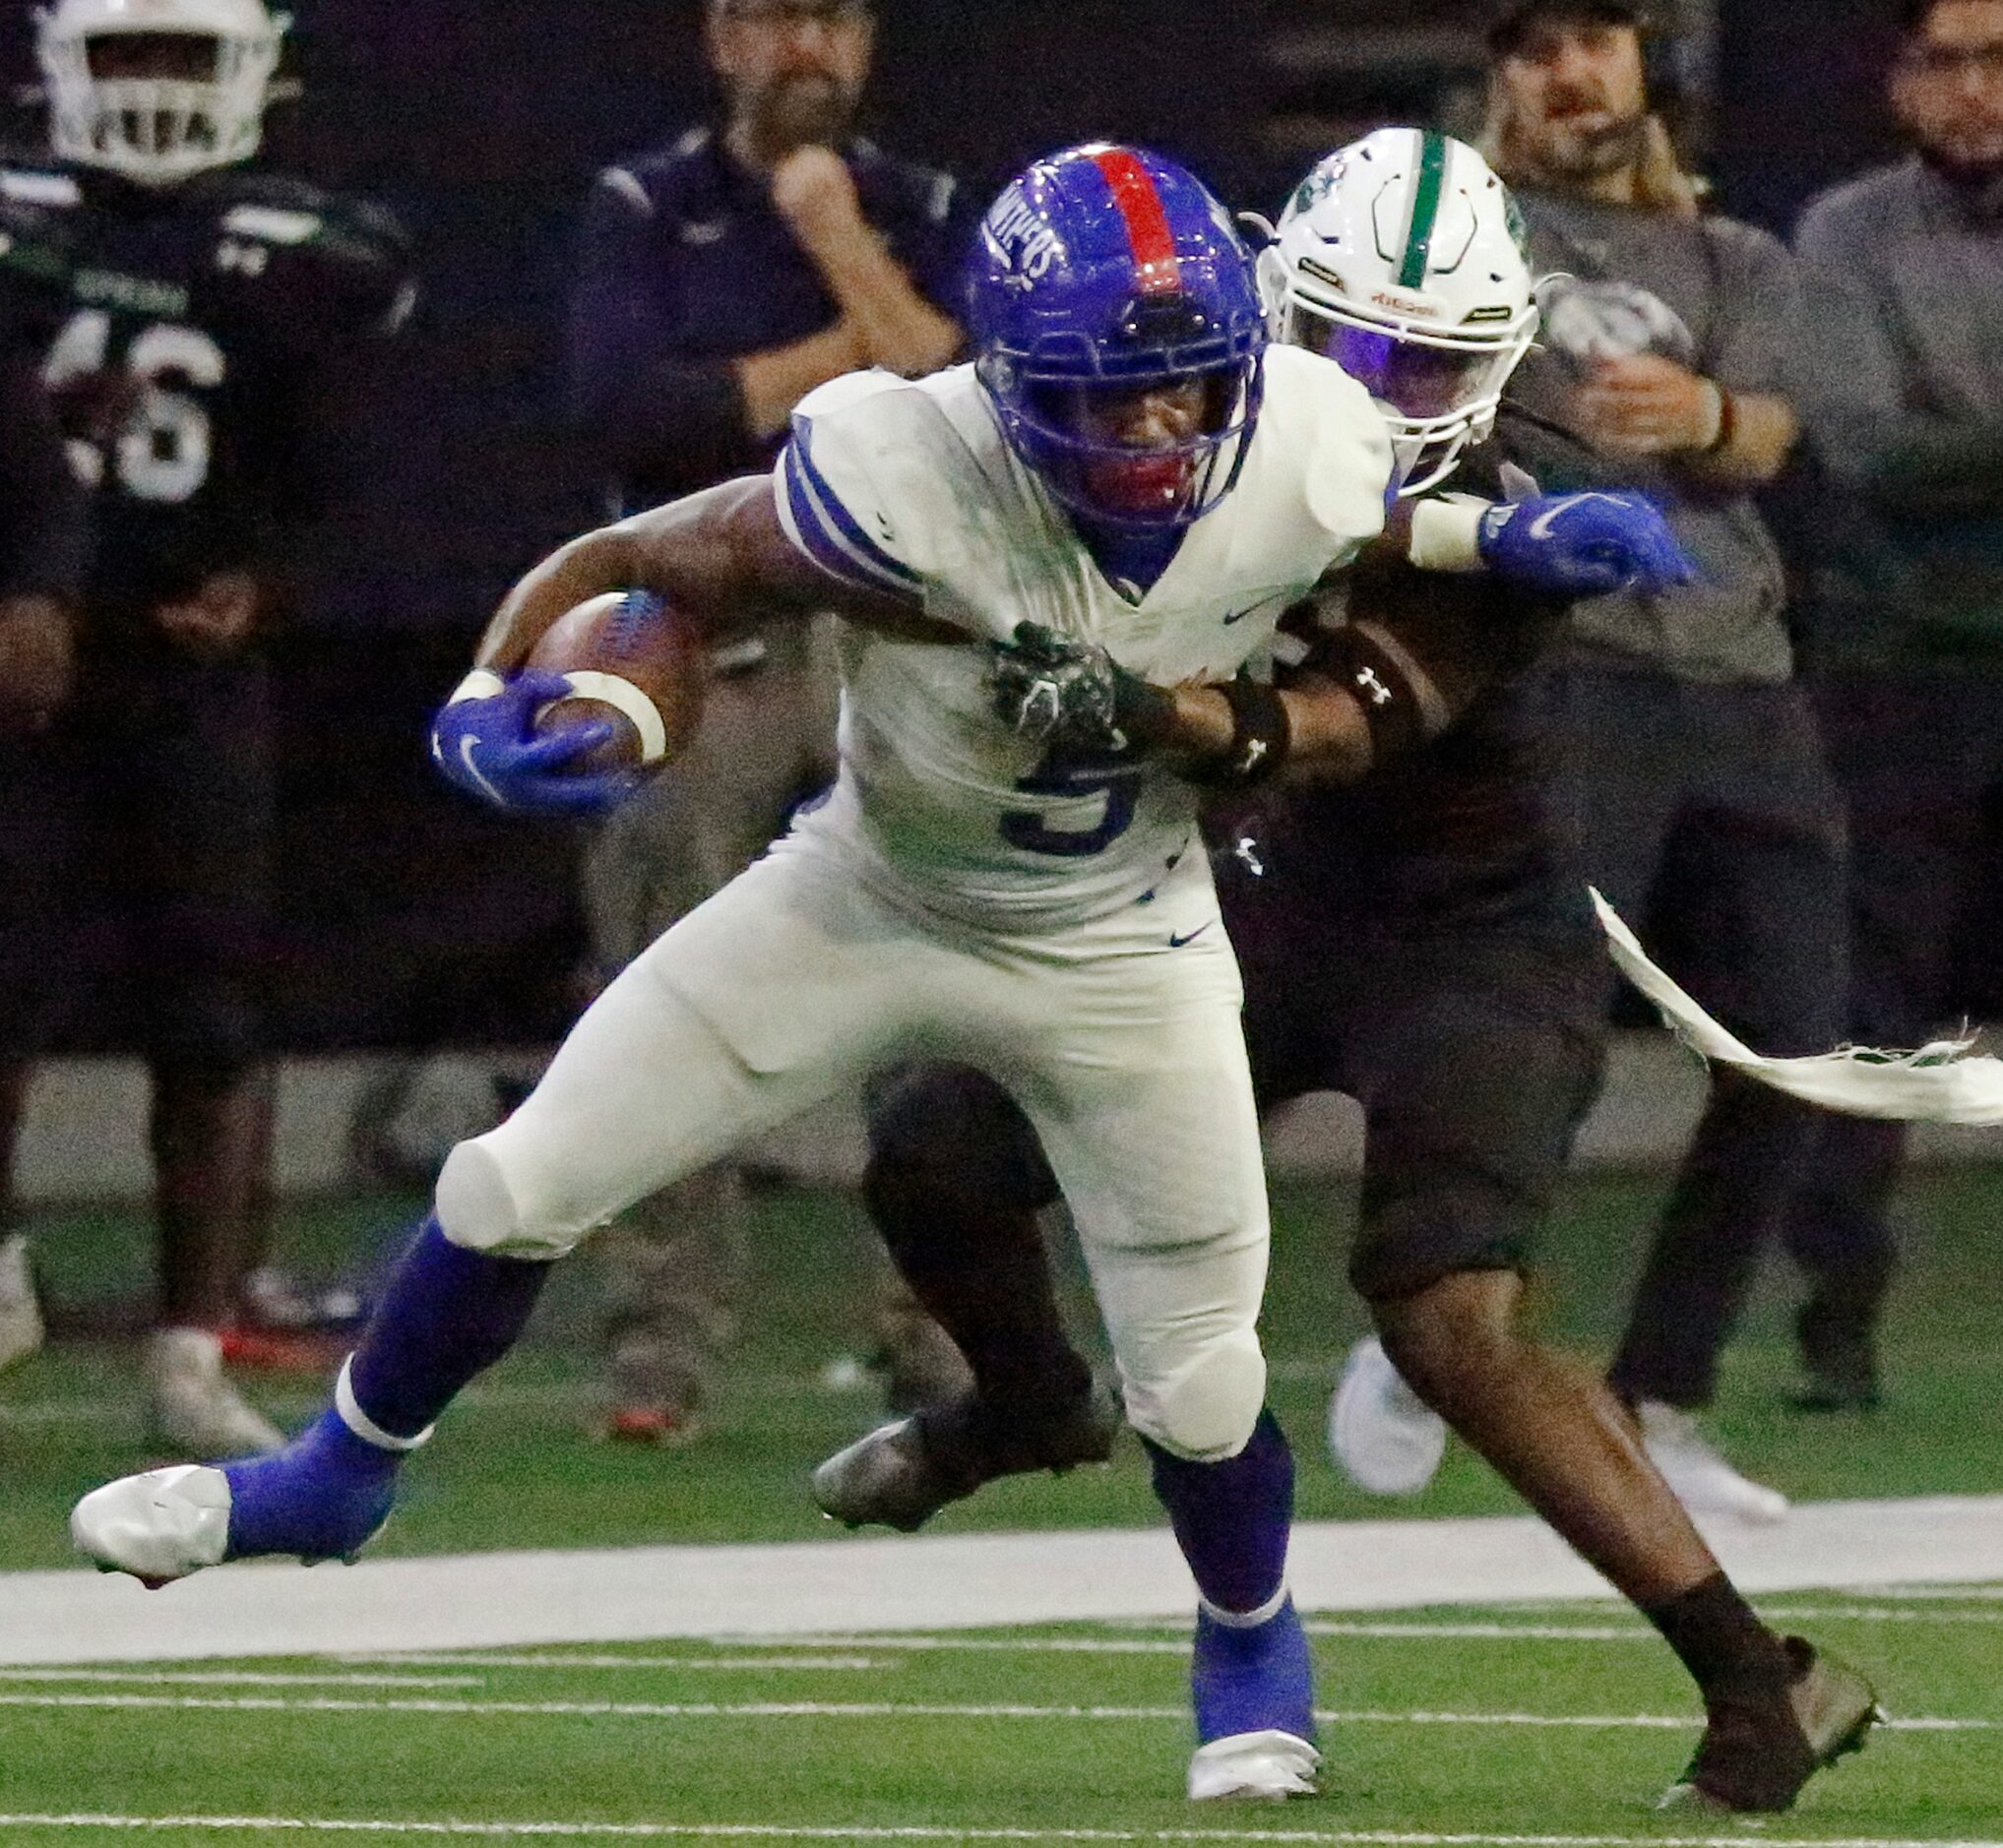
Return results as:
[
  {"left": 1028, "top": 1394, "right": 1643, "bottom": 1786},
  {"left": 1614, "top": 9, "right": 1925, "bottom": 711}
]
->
[
  {"left": 0, "top": 635, "right": 274, "bottom": 1073},
  {"left": 1239, "top": 929, "right": 1608, "bottom": 1304},
  {"left": 1775, "top": 668, "right": 2003, "bottom": 1359},
  {"left": 1548, "top": 666, "right": 1855, "bottom": 1411}
]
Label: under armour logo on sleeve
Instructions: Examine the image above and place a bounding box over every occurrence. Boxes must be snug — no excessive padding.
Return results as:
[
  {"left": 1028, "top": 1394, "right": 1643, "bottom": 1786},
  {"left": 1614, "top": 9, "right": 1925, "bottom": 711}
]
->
[{"left": 1354, "top": 666, "right": 1394, "bottom": 707}]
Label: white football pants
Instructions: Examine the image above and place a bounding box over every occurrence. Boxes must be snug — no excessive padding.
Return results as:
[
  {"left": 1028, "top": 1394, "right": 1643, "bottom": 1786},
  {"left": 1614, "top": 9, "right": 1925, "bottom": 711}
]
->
[{"left": 434, "top": 839, "right": 1271, "bottom": 1459}]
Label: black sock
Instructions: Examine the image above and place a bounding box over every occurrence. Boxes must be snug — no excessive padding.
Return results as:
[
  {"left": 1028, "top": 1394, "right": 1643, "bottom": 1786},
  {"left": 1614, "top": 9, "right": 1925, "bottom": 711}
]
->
[{"left": 1643, "top": 1571, "right": 1794, "bottom": 1702}]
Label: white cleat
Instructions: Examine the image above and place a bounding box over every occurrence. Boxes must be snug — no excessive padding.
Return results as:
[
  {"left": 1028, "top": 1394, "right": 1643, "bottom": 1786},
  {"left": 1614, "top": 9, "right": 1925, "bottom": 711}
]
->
[
  {"left": 146, "top": 1327, "right": 284, "bottom": 1457},
  {"left": 1188, "top": 1728, "right": 1321, "bottom": 1801},
  {"left": 1327, "top": 1334, "right": 1447, "bottom": 1496},
  {"left": 1637, "top": 1401, "right": 1789, "bottom": 1525},
  {"left": 0, "top": 1232, "right": 45, "bottom": 1375},
  {"left": 72, "top": 1462, "right": 231, "bottom": 1586}
]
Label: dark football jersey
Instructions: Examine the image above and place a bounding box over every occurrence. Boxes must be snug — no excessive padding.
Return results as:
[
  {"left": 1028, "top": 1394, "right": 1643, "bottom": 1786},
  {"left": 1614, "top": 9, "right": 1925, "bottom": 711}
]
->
[
  {"left": 0, "top": 159, "right": 413, "bottom": 618},
  {"left": 1222, "top": 405, "right": 1601, "bottom": 945}
]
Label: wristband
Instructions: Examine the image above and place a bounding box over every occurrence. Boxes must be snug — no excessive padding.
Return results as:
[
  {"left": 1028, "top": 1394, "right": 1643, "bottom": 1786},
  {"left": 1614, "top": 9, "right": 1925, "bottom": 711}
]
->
[
  {"left": 447, "top": 668, "right": 506, "bottom": 704},
  {"left": 1189, "top": 674, "right": 1291, "bottom": 788},
  {"left": 1699, "top": 382, "right": 1736, "bottom": 457},
  {"left": 1408, "top": 494, "right": 1491, "bottom": 574},
  {"left": 548, "top": 669, "right": 669, "bottom": 765}
]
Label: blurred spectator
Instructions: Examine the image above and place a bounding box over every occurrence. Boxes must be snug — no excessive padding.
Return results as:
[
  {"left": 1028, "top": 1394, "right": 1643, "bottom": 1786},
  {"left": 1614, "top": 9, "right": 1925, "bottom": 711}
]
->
[
  {"left": 1482, "top": 0, "right": 1849, "bottom": 1518},
  {"left": 1784, "top": 0, "right": 2003, "bottom": 1410},
  {"left": 564, "top": 0, "right": 975, "bottom": 1445},
  {"left": 0, "top": 340, "right": 89, "bottom": 1380},
  {"left": 0, "top": 0, "right": 412, "bottom": 1450}
]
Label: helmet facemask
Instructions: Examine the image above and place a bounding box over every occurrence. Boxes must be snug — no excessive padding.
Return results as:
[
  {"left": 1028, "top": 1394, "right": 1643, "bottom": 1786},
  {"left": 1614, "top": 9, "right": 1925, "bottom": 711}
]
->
[
  {"left": 979, "top": 292, "right": 1266, "bottom": 531},
  {"left": 38, "top": 3, "right": 285, "bottom": 184},
  {"left": 1281, "top": 288, "right": 1536, "bottom": 497}
]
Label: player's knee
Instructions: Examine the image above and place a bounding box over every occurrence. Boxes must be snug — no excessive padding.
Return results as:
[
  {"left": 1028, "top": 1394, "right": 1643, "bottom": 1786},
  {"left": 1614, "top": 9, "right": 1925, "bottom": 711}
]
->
[
  {"left": 1374, "top": 1268, "right": 1522, "bottom": 1413},
  {"left": 435, "top": 1136, "right": 595, "bottom": 1261},
  {"left": 1121, "top": 1326, "right": 1266, "bottom": 1462}
]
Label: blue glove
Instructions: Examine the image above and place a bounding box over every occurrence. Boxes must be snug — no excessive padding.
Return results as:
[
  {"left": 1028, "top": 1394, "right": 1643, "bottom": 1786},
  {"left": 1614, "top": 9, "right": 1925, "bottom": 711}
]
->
[
  {"left": 1477, "top": 492, "right": 1699, "bottom": 598},
  {"left": 429, "top": 668, "right": 636, "bottom": 816}
]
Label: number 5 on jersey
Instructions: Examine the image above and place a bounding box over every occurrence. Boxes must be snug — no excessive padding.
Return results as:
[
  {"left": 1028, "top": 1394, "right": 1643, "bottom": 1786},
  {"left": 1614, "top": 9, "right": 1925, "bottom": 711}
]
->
[{"left": 1001, "top": 746, "right": 1144, "bottom": 858}]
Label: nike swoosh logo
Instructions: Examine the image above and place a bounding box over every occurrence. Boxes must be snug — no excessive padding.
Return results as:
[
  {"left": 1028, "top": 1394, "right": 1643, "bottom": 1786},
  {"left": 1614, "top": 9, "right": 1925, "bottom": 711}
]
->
[
  {"left": 459, "top": 737, "right": 508, "bottom": 808},
  {"left": 1221, "top": 603, "right": 1264, "bottom": 626},
  {"left": 1168, "top": 922, "right": 1215, "bottom": 949},
  {"left": 1528, "top": 492, "right": 1626, "bottom": 541}
]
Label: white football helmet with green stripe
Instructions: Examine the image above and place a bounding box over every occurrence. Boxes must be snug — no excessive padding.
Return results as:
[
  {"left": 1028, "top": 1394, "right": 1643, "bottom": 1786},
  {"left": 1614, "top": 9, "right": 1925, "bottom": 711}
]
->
[{"left": 1259, "top": 129, "right": 1539, "bottom": 496}]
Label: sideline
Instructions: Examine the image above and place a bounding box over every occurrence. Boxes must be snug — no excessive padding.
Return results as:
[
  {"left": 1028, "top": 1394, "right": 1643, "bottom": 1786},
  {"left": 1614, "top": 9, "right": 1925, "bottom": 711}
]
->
[{"left": 3, "top": 1493, "right": 1998, "bottom": 1667}]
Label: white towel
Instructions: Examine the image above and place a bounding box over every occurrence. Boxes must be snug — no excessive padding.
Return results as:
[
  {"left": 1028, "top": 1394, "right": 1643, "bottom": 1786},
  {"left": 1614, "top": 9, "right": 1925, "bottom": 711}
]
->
[{"left": 1592, "top": 888, "right": 2003, "bottom": 1125}]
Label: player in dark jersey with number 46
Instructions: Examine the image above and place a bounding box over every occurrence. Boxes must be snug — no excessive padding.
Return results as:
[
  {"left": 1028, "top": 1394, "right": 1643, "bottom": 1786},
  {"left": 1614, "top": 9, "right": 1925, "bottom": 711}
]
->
[{"left": 0, "top": 0, "right": 413, "bottom": 1453}]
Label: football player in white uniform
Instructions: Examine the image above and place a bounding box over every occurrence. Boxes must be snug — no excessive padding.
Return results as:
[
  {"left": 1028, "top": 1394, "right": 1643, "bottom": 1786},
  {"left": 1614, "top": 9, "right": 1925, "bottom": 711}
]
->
[
  {"left": 818, "top": 132, "right": 1881, "bottom": 1815},
  {"left": 72, "top": 142, "right": 1686, "bottom": 1799}
]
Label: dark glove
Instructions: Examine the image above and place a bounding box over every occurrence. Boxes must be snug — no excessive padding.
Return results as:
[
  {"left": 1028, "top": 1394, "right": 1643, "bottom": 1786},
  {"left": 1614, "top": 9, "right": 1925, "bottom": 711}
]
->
[{"left": 986, "top": 621, "right": 1174, "bottom": 754}]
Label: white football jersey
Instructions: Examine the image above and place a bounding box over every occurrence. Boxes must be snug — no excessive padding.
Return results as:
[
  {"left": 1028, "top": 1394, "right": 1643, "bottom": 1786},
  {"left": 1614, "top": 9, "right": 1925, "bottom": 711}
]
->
[{"left": 773, "top": 345, "right": 1391, "bottom": 931}]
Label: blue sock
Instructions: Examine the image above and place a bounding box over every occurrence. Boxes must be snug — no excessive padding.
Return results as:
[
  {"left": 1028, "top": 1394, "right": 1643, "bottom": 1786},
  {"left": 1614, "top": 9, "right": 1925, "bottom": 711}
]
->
[
  {"left": 1144, "top": 1407, "right": 1293, "bottom": 1614},
  {"left": 1193, "top": 1596, "right": 1315, "bottom": 1744},
  {"left": 223, "top": 1408, "right": 401, "bottom": 1562},
  {"left": 344, "top": 1215, "right": 552, "bottom": 1440}
]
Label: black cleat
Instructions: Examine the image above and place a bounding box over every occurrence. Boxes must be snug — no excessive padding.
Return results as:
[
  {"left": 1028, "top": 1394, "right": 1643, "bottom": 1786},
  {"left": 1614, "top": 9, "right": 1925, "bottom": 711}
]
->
[
  {"left": 1660, "top": 1637, "right": 1884, "bottom": 1813},
  {"left": 812, "top": 1381, "right": 1122, "bottom": 1532}
]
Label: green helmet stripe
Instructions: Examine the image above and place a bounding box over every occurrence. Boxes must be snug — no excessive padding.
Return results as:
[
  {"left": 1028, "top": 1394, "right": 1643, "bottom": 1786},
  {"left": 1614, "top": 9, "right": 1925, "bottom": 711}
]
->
[{"left": 1397, "top": 131, "right": 1451, "bottom": 291}]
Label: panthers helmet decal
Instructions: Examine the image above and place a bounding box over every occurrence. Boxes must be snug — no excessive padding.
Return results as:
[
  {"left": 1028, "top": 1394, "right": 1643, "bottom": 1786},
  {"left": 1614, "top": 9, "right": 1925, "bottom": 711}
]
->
[{"left": 968, "top": 143, "right": 1268, "bottom": 531}]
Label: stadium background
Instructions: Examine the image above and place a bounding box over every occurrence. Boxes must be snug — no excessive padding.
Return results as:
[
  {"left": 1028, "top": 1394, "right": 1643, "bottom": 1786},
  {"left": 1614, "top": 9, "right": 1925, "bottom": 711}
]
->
[{"left": 0, "top": 0, "right": 1908, "bottom": 1053}]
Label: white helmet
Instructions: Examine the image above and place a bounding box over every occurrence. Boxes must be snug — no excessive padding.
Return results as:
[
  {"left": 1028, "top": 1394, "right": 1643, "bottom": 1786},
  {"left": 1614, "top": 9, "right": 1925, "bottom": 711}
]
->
[
  {"left": 37, "top": 0, "right": 286, "bottom": 184},
  {"left": 1260, "top": 129, "right": 1539, "bottom": 496}
]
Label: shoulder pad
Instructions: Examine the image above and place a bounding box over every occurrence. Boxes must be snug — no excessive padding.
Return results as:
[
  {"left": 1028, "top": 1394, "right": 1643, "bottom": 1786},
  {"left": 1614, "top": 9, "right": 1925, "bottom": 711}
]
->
[
  {"left": 215, "top": 170, "right": 406, "bottom": 249},
  {"left": 595, "top": 134, "right": 715, "bottom": 223}
]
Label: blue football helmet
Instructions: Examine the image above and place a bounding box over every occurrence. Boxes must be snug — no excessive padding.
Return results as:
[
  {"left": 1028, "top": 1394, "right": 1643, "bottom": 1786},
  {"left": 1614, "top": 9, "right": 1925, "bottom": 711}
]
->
[{"left": 969, "top": 143, "right": 1267, "bottom": 531}]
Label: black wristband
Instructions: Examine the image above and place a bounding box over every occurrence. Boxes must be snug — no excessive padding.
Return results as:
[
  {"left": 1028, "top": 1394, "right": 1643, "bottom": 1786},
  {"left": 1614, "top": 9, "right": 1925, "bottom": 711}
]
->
[
  {"left": 1188, "top": 673, "right": 1291, "bottom": 788},
  {"left": 1318, "top": 625, "right": 1430, "bottom": 764}
]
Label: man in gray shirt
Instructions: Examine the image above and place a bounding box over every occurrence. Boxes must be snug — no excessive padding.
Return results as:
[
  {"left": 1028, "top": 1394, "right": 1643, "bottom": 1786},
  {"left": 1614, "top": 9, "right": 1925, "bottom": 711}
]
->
[
  {"left": 1479, "top": 0, "right": 1850, "bottom": 1519},
  {"left": 1786, "top": 0, "right": 2003, "bottom": 1409}
]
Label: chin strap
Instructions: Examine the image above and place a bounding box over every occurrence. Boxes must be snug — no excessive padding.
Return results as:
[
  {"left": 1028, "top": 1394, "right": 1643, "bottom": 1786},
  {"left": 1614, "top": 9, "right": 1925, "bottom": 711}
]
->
[{"left": 1595, "top": 889, "right": 2003, "bottom": 1124}]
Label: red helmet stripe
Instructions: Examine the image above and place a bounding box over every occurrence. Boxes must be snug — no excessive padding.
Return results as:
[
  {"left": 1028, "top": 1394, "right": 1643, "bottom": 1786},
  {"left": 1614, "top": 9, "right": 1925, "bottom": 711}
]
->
[{"left": 1091, "top": 148, "right": 1183, "bottom": 295}]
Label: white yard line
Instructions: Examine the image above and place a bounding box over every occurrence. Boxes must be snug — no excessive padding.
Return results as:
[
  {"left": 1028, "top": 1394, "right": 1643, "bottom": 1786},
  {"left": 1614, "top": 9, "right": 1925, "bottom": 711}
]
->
[
  {"left": 1759, "top": 1606, "right": 2003, "bottom": 1626},
  {"left": 339, "top": 1654, "right": 885, "bottom": 1672},
  {"left": 0, "top": 1690, "right": 1984, "bottom": 1731},
  {"left": 4, "top": 1493, "right": 1998, "bottom": 1666},
  {"left": 4, "top": 1820, "right": 2003, "bottom": 1848},
  {"left": 0, "top": 1668, "right": 480, "bottom": 1688},
  {"left": 754, "top": 1627, "right": 1656, "bottom": 1650}
]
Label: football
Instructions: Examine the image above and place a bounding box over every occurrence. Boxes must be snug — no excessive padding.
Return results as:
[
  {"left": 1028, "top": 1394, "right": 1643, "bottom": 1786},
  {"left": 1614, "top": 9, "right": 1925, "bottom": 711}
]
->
[{"left": 524, "top": 589, "right": 707, "bottom": 770}]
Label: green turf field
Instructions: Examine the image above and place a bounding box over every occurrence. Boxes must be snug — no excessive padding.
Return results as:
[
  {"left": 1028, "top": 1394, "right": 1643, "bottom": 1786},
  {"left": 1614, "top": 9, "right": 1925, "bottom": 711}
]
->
[
  {"left": 0, "top": 1594, "right": 1994, "bottom": 1844},
  {"left": 2, "top": 1169, "right": 2000, "bottom": 1569},
  {"left": 1, "top": 1171, "right": 2000, "bottom": 1841}
]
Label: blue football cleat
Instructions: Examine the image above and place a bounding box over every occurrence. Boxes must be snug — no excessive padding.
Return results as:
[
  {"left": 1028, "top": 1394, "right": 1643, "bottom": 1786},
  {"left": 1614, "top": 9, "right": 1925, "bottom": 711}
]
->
[
  {"left": 1187, "top": 1594, "right": 1321, "bottom": 1800},
  {"left": 71, "top": 1408, "right": 402, "bottom": 1587}
]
